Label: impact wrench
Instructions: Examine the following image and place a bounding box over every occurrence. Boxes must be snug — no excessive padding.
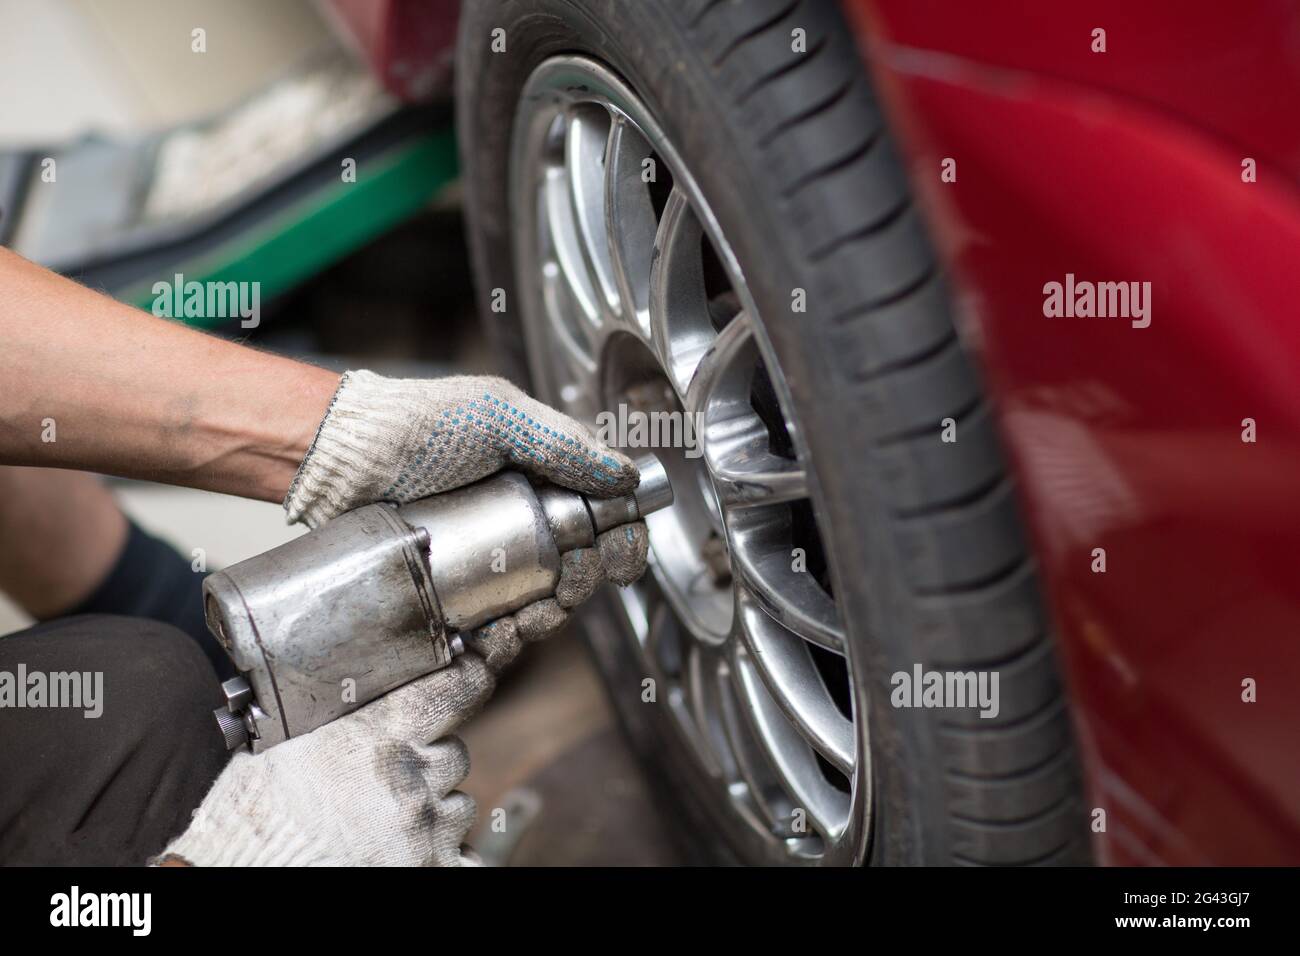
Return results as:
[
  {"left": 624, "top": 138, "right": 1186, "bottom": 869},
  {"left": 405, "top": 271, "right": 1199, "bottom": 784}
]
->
[{"left": 204, "top": 455, "right": 672, "bottom": 752}]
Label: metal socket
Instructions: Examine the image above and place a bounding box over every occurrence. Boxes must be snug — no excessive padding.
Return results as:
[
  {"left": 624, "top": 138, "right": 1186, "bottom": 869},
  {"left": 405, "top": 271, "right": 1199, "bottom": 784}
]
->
[{"left": 587, "top": 454, "right": 673, "bottom": 532}]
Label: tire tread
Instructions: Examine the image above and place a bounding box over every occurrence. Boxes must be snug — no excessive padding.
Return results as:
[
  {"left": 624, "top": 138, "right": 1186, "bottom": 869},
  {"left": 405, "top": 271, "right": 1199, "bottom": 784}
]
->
[{"left": 682, "top": 0, "right": 1088, "bottom": 866}]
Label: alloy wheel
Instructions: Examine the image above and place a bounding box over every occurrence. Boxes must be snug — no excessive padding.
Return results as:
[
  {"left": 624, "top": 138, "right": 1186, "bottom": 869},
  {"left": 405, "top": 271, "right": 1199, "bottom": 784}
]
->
[{"left": 510, "top": 55, "right": 869, "bottom": 864}]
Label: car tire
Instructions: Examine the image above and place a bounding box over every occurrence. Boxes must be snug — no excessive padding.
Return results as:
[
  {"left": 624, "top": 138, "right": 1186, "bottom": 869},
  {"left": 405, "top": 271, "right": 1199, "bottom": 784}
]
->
[{"left": 457, "top": 0, "right": 1090, "bottom": 865}]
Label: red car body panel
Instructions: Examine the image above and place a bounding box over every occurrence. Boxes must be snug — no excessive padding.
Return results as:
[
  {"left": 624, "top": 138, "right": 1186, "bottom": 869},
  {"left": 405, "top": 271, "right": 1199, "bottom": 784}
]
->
[
  {"left": 324, "top": 0, "right": 459, "bottom": 100},
  {"left": 334, "top": 0, "right": 1300, "bottom": 864},
  {"left": 846, "top": 0, "right": 1300, "bottom": 863}
]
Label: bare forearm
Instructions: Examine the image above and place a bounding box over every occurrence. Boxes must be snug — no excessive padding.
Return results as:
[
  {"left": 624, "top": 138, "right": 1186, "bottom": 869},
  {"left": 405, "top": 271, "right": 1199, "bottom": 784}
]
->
[{"left": 0, "top": 248, "right": 338, "bottom": 502}]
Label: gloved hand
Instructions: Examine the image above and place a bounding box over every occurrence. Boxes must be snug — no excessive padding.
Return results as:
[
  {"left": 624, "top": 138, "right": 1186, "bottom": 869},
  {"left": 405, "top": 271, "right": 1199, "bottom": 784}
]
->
[
  {"left": 159, "top": 629, "right": 525, "bottom": 867},
  {"left": 285, "top": 370, "right": 640, "bottom": 526},
  {"left": 285, "top": 371, "right": 650, "bottom": 643}
]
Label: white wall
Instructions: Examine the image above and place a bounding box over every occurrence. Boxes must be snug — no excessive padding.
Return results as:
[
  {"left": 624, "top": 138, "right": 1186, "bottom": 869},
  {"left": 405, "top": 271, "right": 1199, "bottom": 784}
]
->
[{"left": 0, "top": 0, "right": 337, "bottom": 145}]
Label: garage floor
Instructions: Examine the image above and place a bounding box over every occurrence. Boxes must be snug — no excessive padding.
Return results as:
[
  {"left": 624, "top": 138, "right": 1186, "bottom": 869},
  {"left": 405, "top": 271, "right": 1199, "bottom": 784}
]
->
[{"left": 463, "top": 632, "right": 685, "bottom": 866}]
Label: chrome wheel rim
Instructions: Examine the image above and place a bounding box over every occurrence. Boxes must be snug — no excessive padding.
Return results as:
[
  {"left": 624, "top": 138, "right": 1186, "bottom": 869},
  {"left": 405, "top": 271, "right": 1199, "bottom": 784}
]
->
[{"left": 510, "top": 55, "right": 869, "bottom": 864}]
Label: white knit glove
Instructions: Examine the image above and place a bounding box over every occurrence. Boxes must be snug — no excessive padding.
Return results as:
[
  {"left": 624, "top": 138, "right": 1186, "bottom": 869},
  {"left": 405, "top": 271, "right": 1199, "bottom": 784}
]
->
[
  {"left": 160, "top": 651, "right": 502, "bottom": 867},
  {"left": 285, "top": 371, "right": 639, "bottom": 528},
  {"left": 285, "top": 371, "right": 650, "bottom": 642}
]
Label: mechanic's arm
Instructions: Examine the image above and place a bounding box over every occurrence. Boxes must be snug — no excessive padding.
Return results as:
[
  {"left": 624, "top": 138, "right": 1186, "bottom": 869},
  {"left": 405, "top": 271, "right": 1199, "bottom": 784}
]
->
[
  {"left": 0, "top": 248, "right": 337, "bottom": 502},
  {"left": 0, "top": 246, "right": 640, "bottom": 509}
]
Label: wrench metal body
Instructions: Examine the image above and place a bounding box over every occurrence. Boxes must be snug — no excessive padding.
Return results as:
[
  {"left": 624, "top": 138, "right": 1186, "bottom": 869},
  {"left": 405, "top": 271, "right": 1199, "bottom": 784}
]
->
[{"left": 205, "top": 457, "right": 671, "bottom": 752}]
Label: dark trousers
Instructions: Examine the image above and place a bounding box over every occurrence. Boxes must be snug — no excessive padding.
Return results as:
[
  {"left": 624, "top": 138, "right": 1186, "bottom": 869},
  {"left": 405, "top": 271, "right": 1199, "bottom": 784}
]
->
[
  {"left": 0, "top": 522, "right": 236, "bottom": 868},
  {"left": 0, "top": 515, "right": 237, "bottom": 865},
  {"left": 0, "top": 615, "right": 230, "bottom": 865}
]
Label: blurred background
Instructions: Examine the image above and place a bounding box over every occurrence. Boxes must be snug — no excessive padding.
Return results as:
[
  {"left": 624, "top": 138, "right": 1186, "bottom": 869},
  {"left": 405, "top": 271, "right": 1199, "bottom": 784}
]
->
[{"left": 0, "top": 0, "right": 682, "bottom": 864}]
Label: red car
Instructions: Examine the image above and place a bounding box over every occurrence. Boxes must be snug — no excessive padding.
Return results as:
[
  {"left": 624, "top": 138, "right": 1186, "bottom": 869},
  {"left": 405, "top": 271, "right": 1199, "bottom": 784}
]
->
[{"left": 330, "top": 0, "right": 1300, "bottom": 865}]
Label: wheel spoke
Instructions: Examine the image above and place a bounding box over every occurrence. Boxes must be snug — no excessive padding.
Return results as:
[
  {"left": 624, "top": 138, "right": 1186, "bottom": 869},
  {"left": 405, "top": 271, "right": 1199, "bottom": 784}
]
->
[
  {"left": 717, "top": 656, "right": 796, "bottom": 835},
  {"left": 544, "top": 163, "right": 600, "bottom": 336},
  {"left": 673, "top": 642, "right": 727, "bottom": 780},
  {"left": 539, "top": 257, "right": 598, "bottom": 375},
  {"left": 688, "top": 644, "right": 738, "bottom": 781},
  {"left": 604, "top": 115, "right": 657, "bottom": 330},
  {"left": 712, "top": 454, "right": 808, "bottom": 510},
  {"left": 641, "top": 593, "right": 676, "bottom": 665},
  {"left": 731, "top": 646, "right": 850, "bottom": 841},
  {"left": 683, "top": 308, "right": 753, "bottom": 414},
  {"left": 648, "top": 186, "right": 714, "bottom": 391},
  {"left": 619, "top": 578, "right": 653, "bottom": 649},
  {"left": 728, "top": 508, "right": 845, "bottom": 652},
  {"left": 736, "top": 590, "right": 854, "bottom": 775},
  {"left": 565, "top": 105, "right": 620, "bottom": 318},
  {"left": 682, "top": 312, "right": 809, "bottom": 509}
]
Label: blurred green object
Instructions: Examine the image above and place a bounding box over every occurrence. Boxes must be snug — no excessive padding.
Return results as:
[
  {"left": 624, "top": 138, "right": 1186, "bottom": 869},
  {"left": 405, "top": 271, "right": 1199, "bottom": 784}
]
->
[{"left": 120, "top": 129, "right": 458, "bottom": 327}]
